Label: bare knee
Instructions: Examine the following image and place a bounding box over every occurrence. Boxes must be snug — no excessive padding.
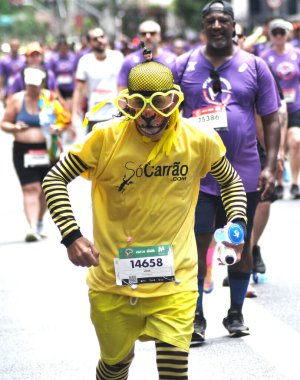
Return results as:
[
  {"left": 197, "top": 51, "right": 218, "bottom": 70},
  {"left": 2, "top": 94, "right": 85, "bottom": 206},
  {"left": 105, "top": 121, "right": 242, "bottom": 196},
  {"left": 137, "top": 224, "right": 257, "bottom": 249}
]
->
[{"left": 22, "top": 182, "right": 42, "bottom": 196}]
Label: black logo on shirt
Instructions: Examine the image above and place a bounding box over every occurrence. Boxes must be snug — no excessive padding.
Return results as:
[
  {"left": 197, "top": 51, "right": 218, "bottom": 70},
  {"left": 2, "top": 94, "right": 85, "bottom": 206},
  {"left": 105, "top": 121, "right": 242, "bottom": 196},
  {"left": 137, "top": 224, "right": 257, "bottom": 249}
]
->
[{"left": 117, "top": 161, "right": 189, "bottom": 192}]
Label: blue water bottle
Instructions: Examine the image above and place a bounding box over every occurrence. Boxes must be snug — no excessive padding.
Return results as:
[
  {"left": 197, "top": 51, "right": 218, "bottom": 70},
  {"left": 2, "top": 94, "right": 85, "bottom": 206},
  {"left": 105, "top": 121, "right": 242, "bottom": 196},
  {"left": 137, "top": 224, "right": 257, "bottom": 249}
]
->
[
  {"left": 214, "top": 223, "right": 244, "bottom": 245},
  {"left": 214, "top": 223, "right": 244, "bottom": 265}
]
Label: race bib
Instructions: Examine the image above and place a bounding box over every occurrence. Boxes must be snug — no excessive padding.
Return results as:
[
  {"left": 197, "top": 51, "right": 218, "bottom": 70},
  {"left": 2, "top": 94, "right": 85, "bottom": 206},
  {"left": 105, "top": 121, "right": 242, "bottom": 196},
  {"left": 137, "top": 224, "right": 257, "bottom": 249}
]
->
[
  {"left": 24, "top": 149, "right": 50, "bottom": 168},
  {"left": 283, "top": 88, "right": 296, "bottom": 103},
  {"left": 57, "top": 74, "right": 73, "bottom": 85},
  {"left": 7, "top": 76, "right": 15, "bottom": 87},
  {"left": 192, "top": 105, "right": 228, "bottom": 131},
  {"left": 114, "top": 244, "right": 175, "bottom": 286}
]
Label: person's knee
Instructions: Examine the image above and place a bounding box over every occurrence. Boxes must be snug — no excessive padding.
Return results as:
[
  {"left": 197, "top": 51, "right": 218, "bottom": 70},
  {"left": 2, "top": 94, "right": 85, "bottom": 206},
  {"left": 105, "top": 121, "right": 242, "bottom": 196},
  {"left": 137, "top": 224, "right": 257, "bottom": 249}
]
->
[
  {"left": 96, "top": 354, "right": 134, "bottom": 380},
  {"left": 22, "top": 182, "right": 41, "bottom": 195}
]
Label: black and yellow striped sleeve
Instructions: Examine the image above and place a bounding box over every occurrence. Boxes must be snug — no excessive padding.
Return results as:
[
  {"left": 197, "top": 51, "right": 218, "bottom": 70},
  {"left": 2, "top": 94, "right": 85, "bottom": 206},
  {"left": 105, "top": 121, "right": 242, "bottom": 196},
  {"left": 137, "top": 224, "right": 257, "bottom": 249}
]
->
[
  {"left": 210, "top": 156, "right": 247, "bottom": 225},
  {"left": 42, "top": 152, "right": 89, "bottom": 246}
]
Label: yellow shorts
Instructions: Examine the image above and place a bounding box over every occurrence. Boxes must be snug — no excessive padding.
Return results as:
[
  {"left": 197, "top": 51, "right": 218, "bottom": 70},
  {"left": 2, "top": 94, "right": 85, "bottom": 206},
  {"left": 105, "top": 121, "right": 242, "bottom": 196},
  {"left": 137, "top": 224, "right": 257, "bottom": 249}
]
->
[{"left": 89, "top": 290, "right": 198, "bottom": 365}]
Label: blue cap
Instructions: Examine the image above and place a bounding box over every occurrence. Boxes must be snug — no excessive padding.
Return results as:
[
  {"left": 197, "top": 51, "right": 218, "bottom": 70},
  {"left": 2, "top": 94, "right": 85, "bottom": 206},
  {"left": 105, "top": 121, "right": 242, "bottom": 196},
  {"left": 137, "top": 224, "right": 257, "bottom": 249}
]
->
[{"left": 228, "top": 223, "right": 244, "bottom": 244}]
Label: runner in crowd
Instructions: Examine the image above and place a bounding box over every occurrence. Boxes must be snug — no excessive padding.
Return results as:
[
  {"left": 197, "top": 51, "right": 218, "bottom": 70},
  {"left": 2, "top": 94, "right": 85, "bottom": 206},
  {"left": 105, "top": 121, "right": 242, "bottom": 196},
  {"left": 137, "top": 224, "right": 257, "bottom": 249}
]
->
[
  {"left": 261, "top": 19, "right": 300, "bottom": 199},
  {"left": 1, "top": 66, "right": 70, "bottom": 242},
  {"left": 72, "top": 27, "right": 124, "bottom": 135},
  {"left": 42, "top": 60, "right": 247, "bottom": 380},
  {"left": 172, "top": 0, "right": 281, "bottom": 344},
  {"left": 202, "top": 20, "right": 248, "bottom": 296},
  {"left": 6, "top": 42, "right": 60, "bottom": 101},
  {"left": 48, "top": 34, "right": 78, "bottom": 113},
  {"left": 236, "top": 20, "right": 288, "bottom": 297},
  {"left": 0, "top": 38, "right": 26, "bottom": 102},
  {"left": 291, "top": 22, "right": 300, "bottom": 49},
  {"left": 117, "top": 20, "right": 176, "bottom": 91},
  {"left": 242, "top": 18, "right": 272, "bottom": 56}
]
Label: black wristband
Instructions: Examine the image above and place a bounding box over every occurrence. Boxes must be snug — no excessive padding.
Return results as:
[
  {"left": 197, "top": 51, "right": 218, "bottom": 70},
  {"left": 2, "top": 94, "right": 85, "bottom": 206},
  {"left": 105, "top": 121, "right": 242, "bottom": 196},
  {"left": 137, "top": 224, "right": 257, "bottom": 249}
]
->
[{"left": 61, "top": 229, "right": 83, "bottom": 247}]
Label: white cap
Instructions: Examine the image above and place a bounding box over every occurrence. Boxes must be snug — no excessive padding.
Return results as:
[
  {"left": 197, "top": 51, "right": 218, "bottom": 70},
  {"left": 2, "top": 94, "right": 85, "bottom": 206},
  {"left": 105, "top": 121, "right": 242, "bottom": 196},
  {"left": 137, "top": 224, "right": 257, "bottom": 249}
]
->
[
  {"left": 24, "top": 67, "right": 46, "bottom": 86},
  {"left": 269, "top": 19, "right": 292, "bottom": 33}
]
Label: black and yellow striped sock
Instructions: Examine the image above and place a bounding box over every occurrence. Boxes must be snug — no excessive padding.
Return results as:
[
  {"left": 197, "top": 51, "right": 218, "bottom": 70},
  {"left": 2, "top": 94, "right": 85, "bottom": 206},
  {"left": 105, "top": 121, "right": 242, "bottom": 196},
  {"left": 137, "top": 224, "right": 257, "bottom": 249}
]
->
[
  {"left": 96, "top": 356, "right": 133, "bottom": 380},
  {"left": 155, "top": 340, "right": 188, "bottom": 380}
]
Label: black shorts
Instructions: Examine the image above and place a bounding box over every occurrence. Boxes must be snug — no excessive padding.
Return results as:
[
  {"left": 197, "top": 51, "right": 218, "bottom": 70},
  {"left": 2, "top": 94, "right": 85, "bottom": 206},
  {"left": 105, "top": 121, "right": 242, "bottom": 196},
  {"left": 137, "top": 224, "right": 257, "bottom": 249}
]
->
[
  {"left": 288, "top": 109, "right": 300, "bottom": 128},
  {"left": 13, "top": 141, "right": 51, "bottom": 186},
  {"left": 194, "top": 191, "right": 259, "bottom": 243},
  {"left": 59, "top": 88, "right": 73, "bottom": 99}
]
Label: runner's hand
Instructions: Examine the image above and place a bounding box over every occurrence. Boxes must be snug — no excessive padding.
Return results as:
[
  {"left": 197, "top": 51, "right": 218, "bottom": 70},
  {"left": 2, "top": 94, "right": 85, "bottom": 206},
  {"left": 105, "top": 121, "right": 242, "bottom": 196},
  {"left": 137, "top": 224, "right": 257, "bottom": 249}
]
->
[
  {"left": 258, "top": 166, "right": 275, "bottom": 200},
  {"left": 67, "top": 237, "right": 99, "bottom": 267},
  {"left": 15, "top": 121, "right": 29, "bottom": 131}
]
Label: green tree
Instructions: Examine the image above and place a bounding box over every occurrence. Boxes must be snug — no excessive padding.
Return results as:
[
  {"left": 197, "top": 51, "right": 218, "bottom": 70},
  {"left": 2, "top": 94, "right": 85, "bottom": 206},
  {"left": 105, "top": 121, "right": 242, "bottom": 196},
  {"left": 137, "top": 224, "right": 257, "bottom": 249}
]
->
[
  {"left": 0, "top": 0, "right": 50, "bottom": 41},
  {"left": 0, "top": 0, "right": 13, "bottom": 13},
  {"left": 172, "top": 0, "right": 210, "bottom": 33}
]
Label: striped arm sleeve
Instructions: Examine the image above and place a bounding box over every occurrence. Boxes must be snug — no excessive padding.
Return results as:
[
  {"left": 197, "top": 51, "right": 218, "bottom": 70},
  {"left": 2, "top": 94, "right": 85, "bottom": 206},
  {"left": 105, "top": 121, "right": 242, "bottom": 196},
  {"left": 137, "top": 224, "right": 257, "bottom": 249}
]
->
[
  {"left": 42, "top": 152, "right": 89, "bottom": 246},
  {"left": 209, "top": 156, "right": 247, "bottom": 225}
]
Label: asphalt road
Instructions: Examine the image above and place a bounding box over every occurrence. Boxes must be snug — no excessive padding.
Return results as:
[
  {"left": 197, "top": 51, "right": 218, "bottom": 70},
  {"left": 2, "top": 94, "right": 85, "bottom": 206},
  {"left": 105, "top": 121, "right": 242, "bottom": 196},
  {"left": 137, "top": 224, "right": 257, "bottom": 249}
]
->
[{"left": 1, "top": 129, "right": 300, "bottom": 380}]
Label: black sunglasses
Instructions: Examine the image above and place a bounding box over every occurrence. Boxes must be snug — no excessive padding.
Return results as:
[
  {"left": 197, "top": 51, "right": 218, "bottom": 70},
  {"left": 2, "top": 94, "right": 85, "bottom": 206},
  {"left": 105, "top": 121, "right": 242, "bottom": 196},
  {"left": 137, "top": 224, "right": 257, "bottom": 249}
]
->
[
  {"left": 237, "top": 34, "right": 244, "bottom": 39},
  {"left": 210, "top": 69, "right": 222, "bottom": 94},
  {"left": 139, "top": 31, "right": 158, "bottom": 37},
  {"left": 271, "top": 28, "right": 286, "bottom": 37}
]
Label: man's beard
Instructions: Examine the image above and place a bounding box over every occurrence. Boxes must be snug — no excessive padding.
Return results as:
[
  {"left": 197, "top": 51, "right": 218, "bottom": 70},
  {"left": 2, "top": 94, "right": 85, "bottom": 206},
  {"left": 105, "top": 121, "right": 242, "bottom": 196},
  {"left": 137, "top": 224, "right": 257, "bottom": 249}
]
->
[{"left": 93, "top": 46, "right": 105, "bottom": 53}]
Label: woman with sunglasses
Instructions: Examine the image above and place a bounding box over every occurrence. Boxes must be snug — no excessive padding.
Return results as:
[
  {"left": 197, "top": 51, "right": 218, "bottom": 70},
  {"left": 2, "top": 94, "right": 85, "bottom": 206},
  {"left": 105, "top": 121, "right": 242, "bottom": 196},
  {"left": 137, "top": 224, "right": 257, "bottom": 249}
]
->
[
  {"left": 42, "top": 60, "right": 247, "bottom": 380},
  {"left": 261, "top": 19, "right": 300, "bottom": 199}
]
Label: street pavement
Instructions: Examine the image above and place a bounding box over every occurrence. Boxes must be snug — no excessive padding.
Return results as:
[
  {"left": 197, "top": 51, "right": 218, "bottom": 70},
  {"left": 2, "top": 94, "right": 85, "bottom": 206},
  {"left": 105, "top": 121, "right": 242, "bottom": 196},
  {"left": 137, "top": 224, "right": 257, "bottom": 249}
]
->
[{"left": 1, "top": 128, "right": 300, "bottom": 380}]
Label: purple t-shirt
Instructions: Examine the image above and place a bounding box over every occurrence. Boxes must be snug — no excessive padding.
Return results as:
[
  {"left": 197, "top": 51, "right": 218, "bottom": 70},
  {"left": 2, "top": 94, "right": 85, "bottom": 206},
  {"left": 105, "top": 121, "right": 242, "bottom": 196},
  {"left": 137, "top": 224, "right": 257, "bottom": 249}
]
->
[
  {"left": 291, "top": 38, "right": 300, "bottom": 49},
  {"left": 7, "top": 66, "right": 57, "bottom": 95},
  {"left": 48, "top": 51, "right": 78, "bottom": 92},
  {"left": 172, "top": 47, "right": 280, "bottom": 195},
  {"left": 260, "top": 46, "right": 300, "bottom": 113},
  {"left": 77, "top": 47, "right": 91, "bottom": 59},
  {"left": 0, "top": 54, "right": 26, "bottom": 95},
  {"left": 117, "top": 49, "right": 176, "bottom": 87},
  {"left": 253, "top": 42, "right": 268, "bottom": 57}
]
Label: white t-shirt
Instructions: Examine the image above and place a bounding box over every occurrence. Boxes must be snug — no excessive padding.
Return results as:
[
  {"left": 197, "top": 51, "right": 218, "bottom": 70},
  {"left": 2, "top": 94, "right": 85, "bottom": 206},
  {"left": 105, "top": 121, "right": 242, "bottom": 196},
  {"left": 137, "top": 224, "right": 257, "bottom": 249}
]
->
[{"left": 76, "top": 49, "right": 124, "bottom": 121}]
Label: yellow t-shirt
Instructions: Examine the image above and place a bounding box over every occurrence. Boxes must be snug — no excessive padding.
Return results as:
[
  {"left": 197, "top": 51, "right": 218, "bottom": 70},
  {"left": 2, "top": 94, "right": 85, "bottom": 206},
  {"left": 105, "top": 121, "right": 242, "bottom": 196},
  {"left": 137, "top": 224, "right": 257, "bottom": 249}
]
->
[{"left": 70, "top": 117, "right": 226, "bottom": 297}]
